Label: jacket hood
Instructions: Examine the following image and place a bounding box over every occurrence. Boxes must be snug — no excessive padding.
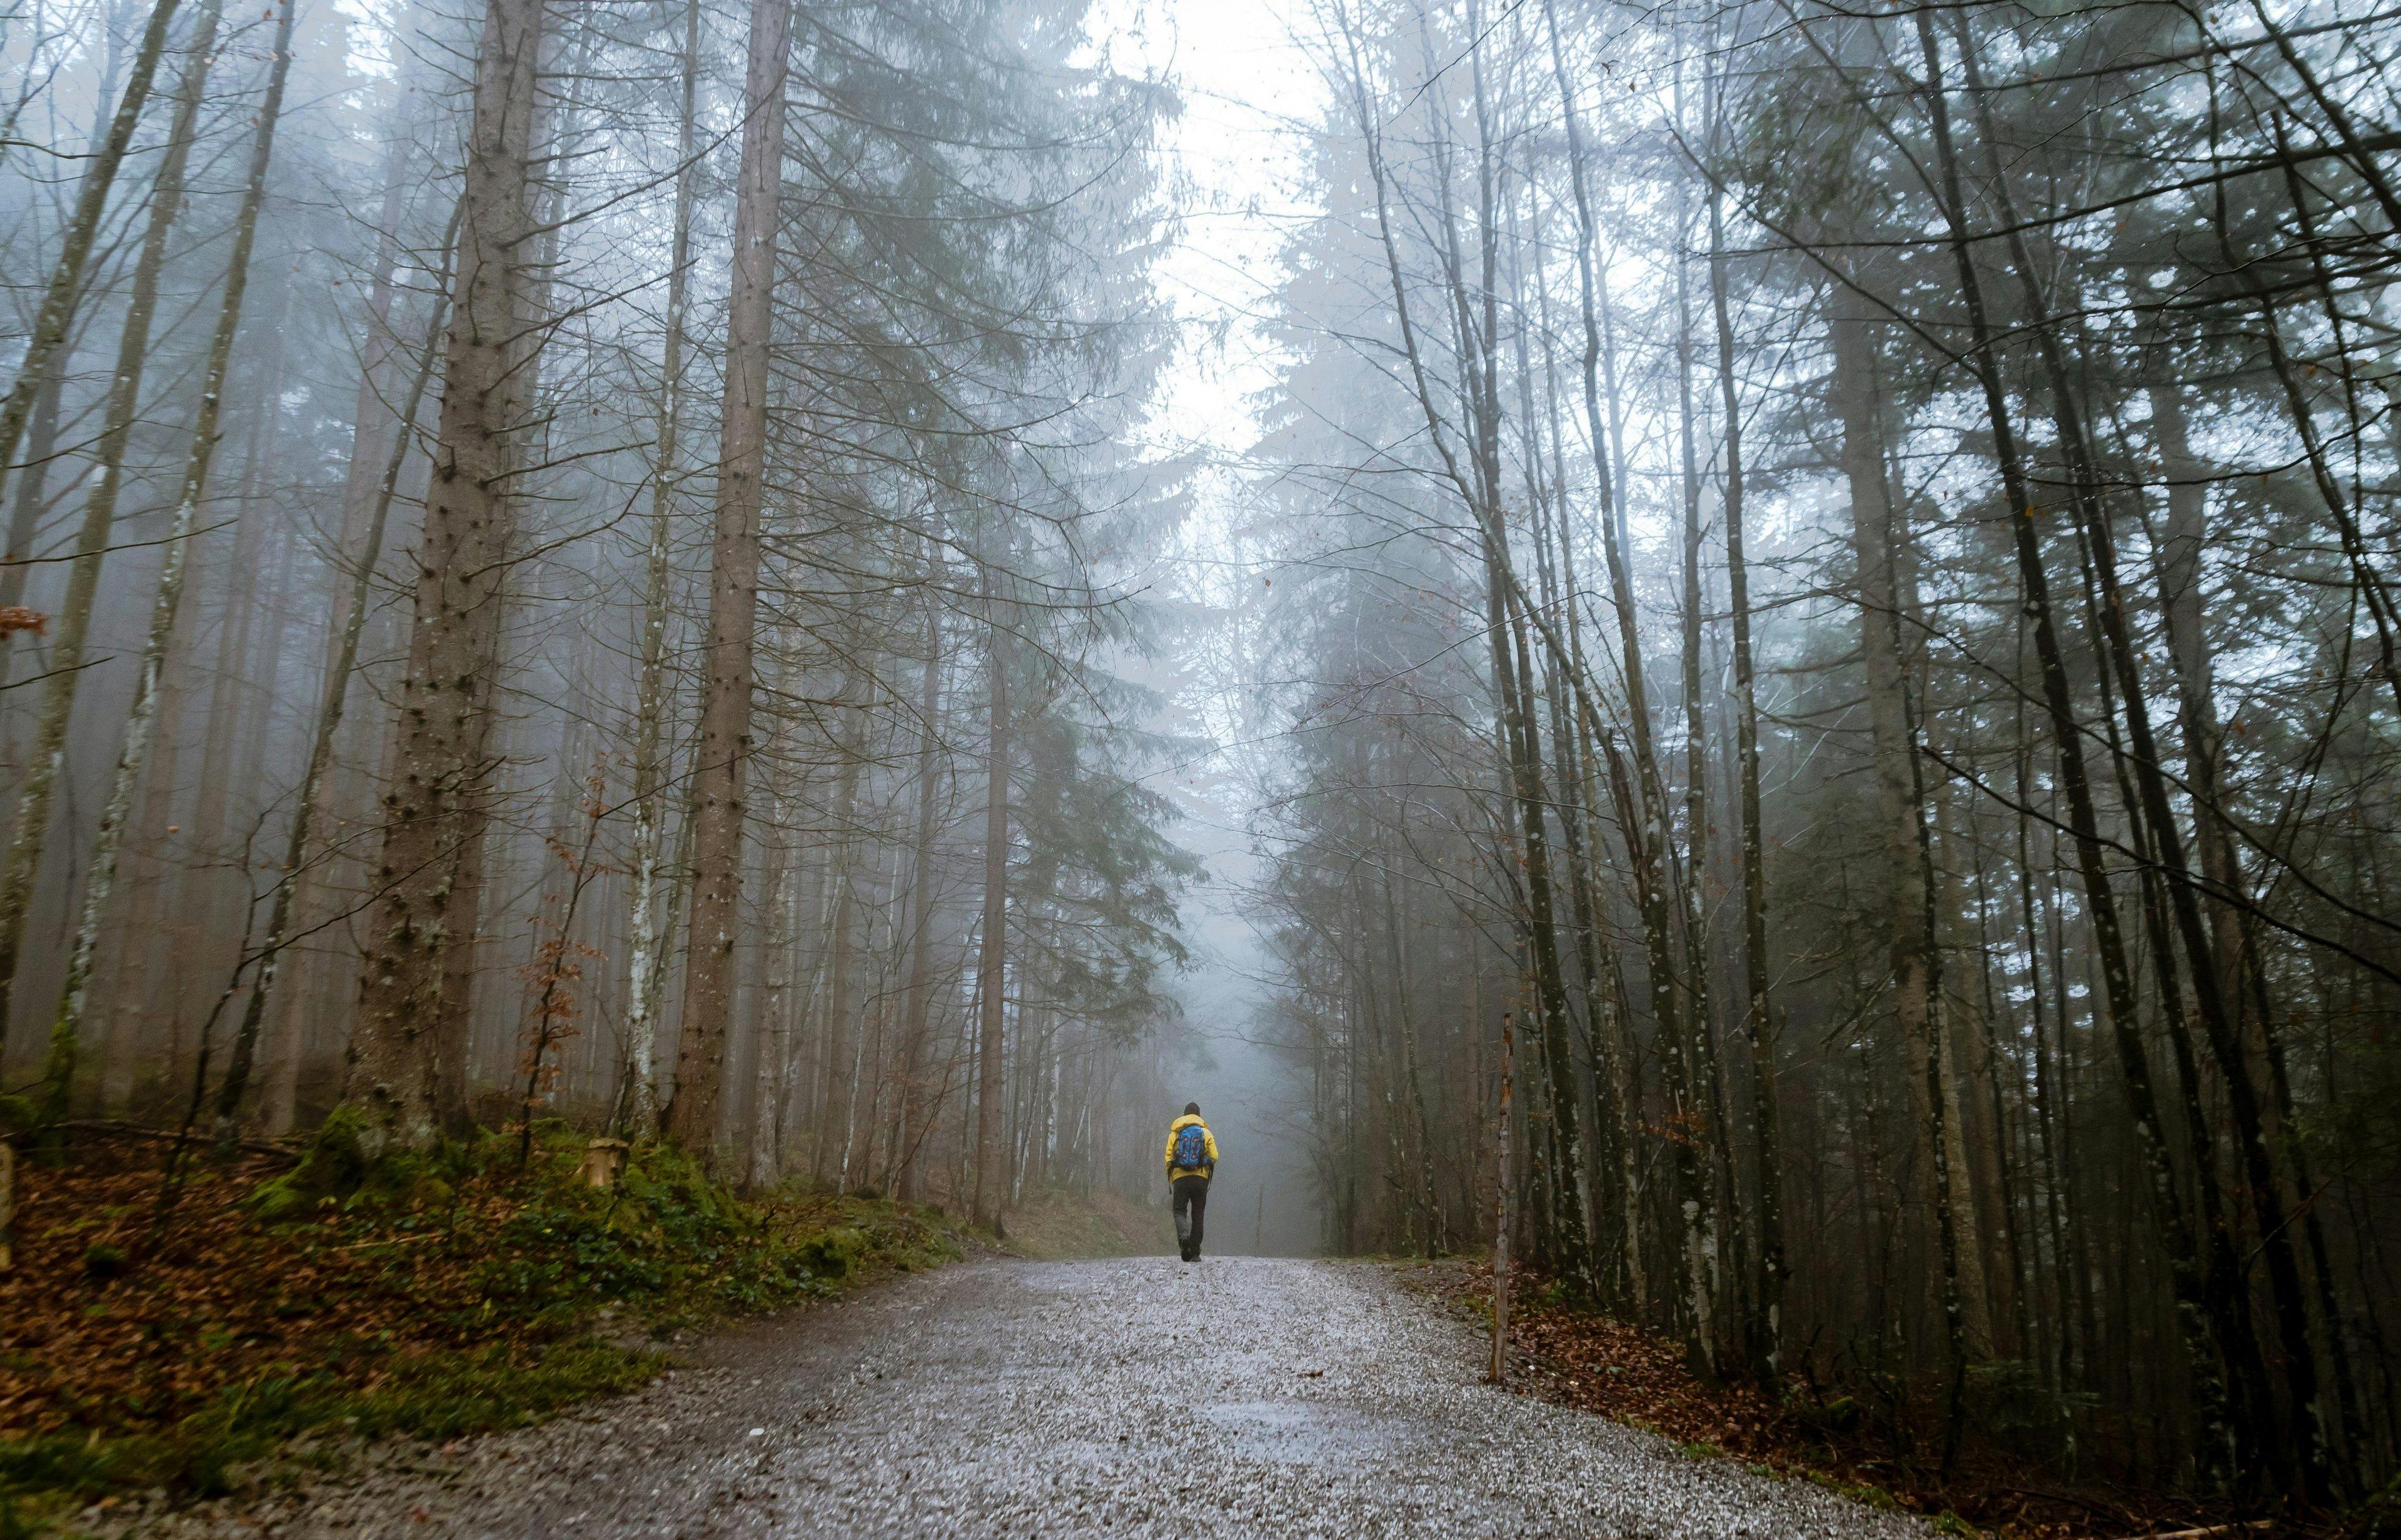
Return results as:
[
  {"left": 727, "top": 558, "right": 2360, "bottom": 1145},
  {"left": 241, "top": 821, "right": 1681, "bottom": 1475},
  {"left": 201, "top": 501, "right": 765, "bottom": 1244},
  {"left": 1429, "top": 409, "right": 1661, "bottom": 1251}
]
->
[{"left": 1170, "top": 1113, "right": 1207, "bottom": 1129}]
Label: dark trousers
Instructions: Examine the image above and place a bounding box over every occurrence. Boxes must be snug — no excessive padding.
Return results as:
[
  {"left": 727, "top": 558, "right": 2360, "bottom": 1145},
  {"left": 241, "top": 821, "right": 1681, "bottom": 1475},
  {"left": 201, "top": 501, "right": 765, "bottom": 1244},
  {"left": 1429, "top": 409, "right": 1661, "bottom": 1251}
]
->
[{"left": 1172, "top": 1175, "right": 1209, "bottom": 1257}]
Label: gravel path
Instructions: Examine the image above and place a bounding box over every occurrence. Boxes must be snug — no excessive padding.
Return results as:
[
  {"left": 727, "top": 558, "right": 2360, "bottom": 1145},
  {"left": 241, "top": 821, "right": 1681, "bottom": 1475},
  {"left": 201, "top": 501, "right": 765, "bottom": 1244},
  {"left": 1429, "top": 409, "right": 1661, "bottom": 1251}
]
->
[{"left": 128, "top": 1257, "right": 1923, "bottom": 1537}]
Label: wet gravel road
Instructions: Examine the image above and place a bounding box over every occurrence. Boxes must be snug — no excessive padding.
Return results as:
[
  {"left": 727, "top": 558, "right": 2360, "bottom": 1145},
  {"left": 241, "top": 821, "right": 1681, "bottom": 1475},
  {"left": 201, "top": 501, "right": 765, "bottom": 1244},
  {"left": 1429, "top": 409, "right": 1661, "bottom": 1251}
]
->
[{"left": 139, "top": 1257, "right": 1923, "bottom": 1537}]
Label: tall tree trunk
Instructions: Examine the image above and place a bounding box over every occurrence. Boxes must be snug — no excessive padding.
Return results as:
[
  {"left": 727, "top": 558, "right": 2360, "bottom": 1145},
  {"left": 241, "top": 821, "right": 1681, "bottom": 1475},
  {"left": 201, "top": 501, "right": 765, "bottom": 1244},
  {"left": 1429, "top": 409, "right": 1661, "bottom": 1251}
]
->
[
  {"left": 622, "top": 0, "right": 703, "bottom": 1139},
  {"left": 1541, "top": 0, "right": 1694, "bottom": 1327},
  {"left": 185, "top": 386, "right": 281, "bottom": 902},
  {"left": 347, "top": 0, "right": 549, "bottom": 1151},
  {"left": 2014, "top": 733, "right": 2083, "bottom": 1391},
  {"left": 747, "top": 795, "right": 794, "bottom": 1188},
  {"left": 212, "top": 253, "right": 454, "bottom": 1139},
  {"left": 814, "top": 696, "right": 867, "bottom": 1183},
  {"left": 1706, "top": 144, "right": 1784, "bottom": 1385},
  {"left": 2142, "top": 312, "right": 2369, "bottom": 1492},
  {"left": 0, "top": 0, "right": 184, "bottom": 503},
  {"left": 971, "top": 623, "right": 1009, "bottom": 1230},
  {"left": 41, "top": 0, "right": 297, "bottom": 1120},
  {"left": 666, "top": 0, "right": 791, "bottom": 1156},
  {"left": 1673, "top": 193, "right": 1736, "bottom": 1364},
  {"left": 104, "top": 586, "right": 194, "bottom": 1112},
  {"left": 1945, "top": 32, "right": 2334, "bottom": 1491},
  {"left": 249, "top": 44, "right": 435, "bottom": 1130},
  {"left": 0, "top": 0, "right": 223, "bottom": 1055},
  {"left": 0, "top": 359, "right": 63, "bottom": 694},
  {"left": 892, "top": 598, "right": 945, "bottom": 1200},
  {"left": 1831, "top": 282, "right": 1975, "bottom": 1450},
  {"left": 1909, "top": 9, "right": 2237, "bottom": 1484}
]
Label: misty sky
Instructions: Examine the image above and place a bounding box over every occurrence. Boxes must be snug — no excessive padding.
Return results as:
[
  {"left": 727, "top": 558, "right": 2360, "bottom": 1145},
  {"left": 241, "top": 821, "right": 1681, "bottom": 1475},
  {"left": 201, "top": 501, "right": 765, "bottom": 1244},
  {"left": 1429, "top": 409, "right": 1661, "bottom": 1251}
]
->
[{"left": 1114, "top": 0, "right": 1329, "bottom": 1254}]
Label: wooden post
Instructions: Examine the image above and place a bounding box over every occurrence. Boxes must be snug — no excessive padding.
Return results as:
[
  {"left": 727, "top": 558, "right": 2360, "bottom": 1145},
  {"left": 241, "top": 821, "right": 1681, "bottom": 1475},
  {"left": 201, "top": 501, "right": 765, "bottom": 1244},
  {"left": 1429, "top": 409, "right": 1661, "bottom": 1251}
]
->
[{"left": 1491, "top": 1010, "right": 1513, "bottom": 1384}]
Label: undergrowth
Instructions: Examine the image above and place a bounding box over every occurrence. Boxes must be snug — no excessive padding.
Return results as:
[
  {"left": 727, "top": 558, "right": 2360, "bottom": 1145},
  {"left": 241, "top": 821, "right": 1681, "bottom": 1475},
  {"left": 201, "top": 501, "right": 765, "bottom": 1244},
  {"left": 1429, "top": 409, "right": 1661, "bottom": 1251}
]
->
[
  {"left": 0, "top": 1117, "right": 962, "bottom": 1522},
  {"left": 1402, "top": 1261, "right": 2302, "bottom": 1539}
]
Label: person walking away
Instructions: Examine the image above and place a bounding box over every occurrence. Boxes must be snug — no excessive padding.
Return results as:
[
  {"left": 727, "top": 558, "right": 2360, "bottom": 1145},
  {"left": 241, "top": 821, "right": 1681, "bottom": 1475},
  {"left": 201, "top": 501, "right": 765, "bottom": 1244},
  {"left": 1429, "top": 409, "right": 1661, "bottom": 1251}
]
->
[{"left": 1164, "top": 1102, "right": 1217, "bottom": 1262}]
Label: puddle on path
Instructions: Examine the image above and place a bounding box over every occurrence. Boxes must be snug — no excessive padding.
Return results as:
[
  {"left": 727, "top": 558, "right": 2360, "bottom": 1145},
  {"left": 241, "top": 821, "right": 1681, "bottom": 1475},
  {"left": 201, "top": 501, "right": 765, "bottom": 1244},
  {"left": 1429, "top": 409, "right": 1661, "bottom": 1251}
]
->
[{"left": 1201, "top": 1399, "right": 1415, "bottom": 1467}]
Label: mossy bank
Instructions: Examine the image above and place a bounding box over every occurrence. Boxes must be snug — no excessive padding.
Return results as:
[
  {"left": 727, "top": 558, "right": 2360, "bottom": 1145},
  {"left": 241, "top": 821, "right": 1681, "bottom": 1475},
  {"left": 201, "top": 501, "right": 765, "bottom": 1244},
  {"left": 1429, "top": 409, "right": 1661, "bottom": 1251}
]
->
[{"left": 0, "top": 1117, "right": 965, "bottom": 1529}]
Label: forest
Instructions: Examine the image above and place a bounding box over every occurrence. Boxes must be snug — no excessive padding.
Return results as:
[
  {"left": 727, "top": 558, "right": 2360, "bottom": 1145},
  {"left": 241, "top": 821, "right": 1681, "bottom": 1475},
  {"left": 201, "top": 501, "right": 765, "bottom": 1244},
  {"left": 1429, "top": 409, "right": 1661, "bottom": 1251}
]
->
[{"left": 2, "top": 0, "right": 2398, "bottom": 1527}]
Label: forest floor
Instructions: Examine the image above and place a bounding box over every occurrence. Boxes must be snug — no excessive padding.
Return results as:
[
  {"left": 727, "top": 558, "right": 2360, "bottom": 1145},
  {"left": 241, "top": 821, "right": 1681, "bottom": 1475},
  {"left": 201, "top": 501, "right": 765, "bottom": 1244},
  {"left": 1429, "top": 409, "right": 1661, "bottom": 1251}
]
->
[
  {"left": 999, "top": 1184, "right": 1175, "bottom": 1260},
  {"left": 1405, "top": 1262, "right": 2340, "bottom": 1539},
  {"left": 63, "top": 1255, "right": 1928, "bottom": 1538},
  {"left": 10, "top": 1130, "right": 2330, "bottom": 1538},
  {"left": 0, "top": 1122, "right": 967, "bottom": 1533}
]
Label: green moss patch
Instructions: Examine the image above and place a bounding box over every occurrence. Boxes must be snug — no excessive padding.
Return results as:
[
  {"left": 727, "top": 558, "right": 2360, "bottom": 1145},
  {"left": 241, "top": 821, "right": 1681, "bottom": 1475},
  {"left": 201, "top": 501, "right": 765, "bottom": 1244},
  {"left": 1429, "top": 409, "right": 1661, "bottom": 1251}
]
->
[{"left": 0, "top": 1126, "right": 962, "bottom": 1517}]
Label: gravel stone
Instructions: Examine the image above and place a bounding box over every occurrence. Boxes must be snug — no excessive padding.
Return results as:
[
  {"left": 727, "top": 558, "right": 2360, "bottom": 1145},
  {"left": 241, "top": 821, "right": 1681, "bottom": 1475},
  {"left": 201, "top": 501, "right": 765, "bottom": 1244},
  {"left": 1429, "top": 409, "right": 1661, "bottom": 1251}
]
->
[{"left": 124, "top": 1257, "right": 1926, "bottom": 1537}]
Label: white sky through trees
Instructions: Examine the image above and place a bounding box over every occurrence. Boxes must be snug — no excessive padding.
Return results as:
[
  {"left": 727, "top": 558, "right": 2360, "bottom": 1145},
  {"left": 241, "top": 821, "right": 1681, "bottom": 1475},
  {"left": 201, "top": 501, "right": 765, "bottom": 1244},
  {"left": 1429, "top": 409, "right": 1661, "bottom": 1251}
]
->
[{"left": 1092, "top": 0, "right": 1331, "bottom": 1256}]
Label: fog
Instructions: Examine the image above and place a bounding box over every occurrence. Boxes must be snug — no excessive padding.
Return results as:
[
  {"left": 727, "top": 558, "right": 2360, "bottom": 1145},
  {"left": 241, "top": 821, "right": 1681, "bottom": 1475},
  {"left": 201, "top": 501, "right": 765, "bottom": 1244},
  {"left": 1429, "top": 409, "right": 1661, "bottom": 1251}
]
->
[{"left": 3, "top": 0, "right": 2399, "bottom": 1504}]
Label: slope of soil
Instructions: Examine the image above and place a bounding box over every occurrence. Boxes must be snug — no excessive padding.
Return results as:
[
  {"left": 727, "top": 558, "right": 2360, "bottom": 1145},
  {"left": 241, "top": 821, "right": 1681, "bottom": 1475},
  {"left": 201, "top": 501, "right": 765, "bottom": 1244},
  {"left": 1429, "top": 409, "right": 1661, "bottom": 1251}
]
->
[
  {"left": 0, "top": 1122, "right": 961, "bottom": 1529},
  {"left": 999, "top": 1184, "right": 1174, "bottom": 1259}
]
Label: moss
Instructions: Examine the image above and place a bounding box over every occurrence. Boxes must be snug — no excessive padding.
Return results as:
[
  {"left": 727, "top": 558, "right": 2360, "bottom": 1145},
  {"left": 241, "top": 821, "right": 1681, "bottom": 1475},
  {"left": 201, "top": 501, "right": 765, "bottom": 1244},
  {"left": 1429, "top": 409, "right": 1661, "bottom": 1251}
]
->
[
  {"left": 3, "top": 1130, "right": 964, "bottom": 1514},
  {"left": 1805, "top": 1471, "right": 1903, "bottom": 1510},
  {"left": 0, "top": 1340, "right": 662, "bottom": 1502}
]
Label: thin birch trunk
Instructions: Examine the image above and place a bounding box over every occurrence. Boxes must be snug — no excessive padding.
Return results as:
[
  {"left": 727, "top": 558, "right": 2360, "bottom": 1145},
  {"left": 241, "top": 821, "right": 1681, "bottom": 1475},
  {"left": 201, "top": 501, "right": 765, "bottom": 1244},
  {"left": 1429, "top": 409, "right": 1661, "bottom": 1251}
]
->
[
  {"left": 1462, "top": 3, "right": 1593, "bottom": 1285},
  {"left": 39, "top": 0, "right": 295, "bottom": 1119},
  {"left": 0, "top": 361, "right": 63, "bottom": 691},
  {"left": 1706, "top": 134, "right": 1784, "bottom": 1384},
  {"left": 1526, "top": 252, "right": 1639, "bottom": 1302},
  {"left": 0, "top": 0, "right": 224, "bottom": 1053},
  {"left": 0, "top": 0, "right": 184, "bottom": 503},
  {"left": 103, "top": 584, "right": 194, "bottom": 1110},
  {"left": 2013, "top": 732, "right": 2081, "bottom": 1391},
  {"left": 184, "top": 375, "right": 283, "bottom": 905},
  {"left": 1516, "top": 176, "right": 1621, "bottom": 1290},
  {"left": 1673, "top": 184, "right": 1732, "bottom": 1366},
  {"left": 1541, "top": 0, "right": 1694, "bottom": 1324},
  {"left": 622, "top": 0, "right": 703, "bottom": 1139}
]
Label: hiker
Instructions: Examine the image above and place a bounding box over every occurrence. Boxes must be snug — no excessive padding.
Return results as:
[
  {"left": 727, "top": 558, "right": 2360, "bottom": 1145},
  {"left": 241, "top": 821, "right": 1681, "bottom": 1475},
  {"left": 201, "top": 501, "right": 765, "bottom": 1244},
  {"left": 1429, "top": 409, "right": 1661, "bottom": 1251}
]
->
[{"left": 1164, "top": 1102, "right": 1218, "bottom": 1262}]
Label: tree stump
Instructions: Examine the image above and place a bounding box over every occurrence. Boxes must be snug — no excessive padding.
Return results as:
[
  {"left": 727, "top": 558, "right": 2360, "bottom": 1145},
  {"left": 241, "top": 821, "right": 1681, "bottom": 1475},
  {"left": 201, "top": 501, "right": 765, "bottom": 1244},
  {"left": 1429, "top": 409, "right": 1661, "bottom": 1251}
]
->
[{"left": 583, "top": 1137, "right": 631, "bottom": 1190}]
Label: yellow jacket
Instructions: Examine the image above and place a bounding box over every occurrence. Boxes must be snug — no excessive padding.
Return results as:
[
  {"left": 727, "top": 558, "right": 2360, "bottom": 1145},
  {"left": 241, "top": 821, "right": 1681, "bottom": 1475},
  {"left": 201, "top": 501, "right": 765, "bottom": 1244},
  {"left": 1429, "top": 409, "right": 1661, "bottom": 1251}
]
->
[{"left": 1164, "top": 1114, "right": 1218, "bottom": 1182}]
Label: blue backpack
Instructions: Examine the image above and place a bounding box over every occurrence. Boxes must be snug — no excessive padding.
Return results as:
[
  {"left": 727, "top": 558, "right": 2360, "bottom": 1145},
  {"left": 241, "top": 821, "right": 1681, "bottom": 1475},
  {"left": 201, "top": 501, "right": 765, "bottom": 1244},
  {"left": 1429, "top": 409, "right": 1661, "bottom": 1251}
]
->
[{"left": 1172, "top": 1122, "right": 1209, "bottom": 1172}]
